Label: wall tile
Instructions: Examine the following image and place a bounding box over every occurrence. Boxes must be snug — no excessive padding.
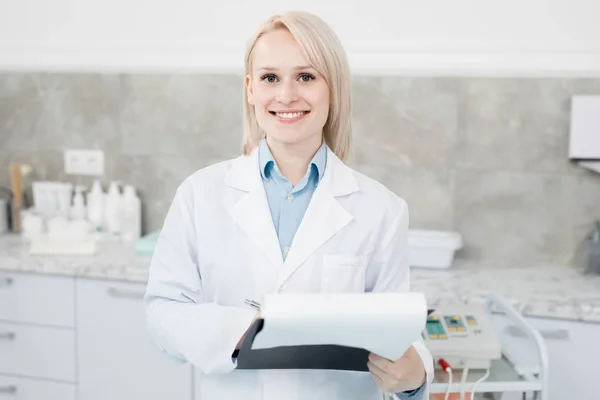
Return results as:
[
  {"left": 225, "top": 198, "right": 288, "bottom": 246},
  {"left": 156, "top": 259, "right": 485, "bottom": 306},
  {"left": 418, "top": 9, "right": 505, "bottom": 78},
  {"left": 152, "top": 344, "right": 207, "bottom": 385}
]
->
[
  {"left": 120, "top": 75, "right": 243, "bottom": 160},
  {"left": 0, "top": 75, "right": 44, "bottom": 151},
  {"left": 33, "top": 74, "right": 124, "bottom": 152},
  {"left": 456, "top": 78, "right": 598, "bottom": 175},
  {"left": 453, "top": 170, "right": 582, "bottom": 264},
  {"left": 353, "top": 77, "right": 459, "bottom": 169}
]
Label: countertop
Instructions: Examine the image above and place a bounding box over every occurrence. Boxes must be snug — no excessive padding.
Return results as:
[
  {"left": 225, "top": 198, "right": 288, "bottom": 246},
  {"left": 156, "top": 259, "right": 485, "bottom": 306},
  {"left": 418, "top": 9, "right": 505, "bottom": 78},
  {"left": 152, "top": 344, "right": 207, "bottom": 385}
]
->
[{"left": 2, "top": 234, "right": 600, "bottom": 323}]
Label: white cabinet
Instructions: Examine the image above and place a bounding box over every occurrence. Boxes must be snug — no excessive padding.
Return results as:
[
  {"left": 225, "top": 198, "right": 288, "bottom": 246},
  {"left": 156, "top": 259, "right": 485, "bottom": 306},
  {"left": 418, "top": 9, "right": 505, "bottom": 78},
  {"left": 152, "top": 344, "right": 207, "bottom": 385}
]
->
[
  {"left": 0, "top": 322, "right": 76, "bottom": 382},
  {"left": 0, "top": 271, "right": 75, "bottom": 327},
  {"left": 76, "top": 278, "right": 192, "bottom": 400},
  {"left": 492, "top": 315, "right": 600, "bottom": 400},
  {"left": 0, "top": 375, "right": 76, "bottom": 400},
  {"left": 0, "top": 271, "right": 78, "bottom": 397}
]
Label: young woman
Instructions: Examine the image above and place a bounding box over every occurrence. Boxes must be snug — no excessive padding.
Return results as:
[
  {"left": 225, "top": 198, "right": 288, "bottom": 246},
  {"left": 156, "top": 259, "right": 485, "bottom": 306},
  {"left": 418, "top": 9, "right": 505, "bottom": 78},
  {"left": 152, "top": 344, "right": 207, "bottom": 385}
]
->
[{"left": 144, "top": 10, "right": 432, "bottom": 400}]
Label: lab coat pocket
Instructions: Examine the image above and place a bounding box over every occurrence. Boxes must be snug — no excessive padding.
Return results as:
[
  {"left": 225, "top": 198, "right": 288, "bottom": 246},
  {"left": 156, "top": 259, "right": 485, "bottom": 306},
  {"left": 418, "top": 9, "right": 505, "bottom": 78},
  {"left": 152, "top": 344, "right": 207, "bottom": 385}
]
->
[{"left": 321, "top": 254, "right": 366, "bottom": 293}]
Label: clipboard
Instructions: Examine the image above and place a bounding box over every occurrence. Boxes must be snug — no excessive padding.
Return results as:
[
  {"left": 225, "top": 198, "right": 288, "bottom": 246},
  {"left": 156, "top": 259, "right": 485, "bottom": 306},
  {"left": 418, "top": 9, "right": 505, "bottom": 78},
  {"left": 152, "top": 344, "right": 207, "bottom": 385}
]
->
[{"left": 232, "top": 308, "right": 435, "bottom": 371}]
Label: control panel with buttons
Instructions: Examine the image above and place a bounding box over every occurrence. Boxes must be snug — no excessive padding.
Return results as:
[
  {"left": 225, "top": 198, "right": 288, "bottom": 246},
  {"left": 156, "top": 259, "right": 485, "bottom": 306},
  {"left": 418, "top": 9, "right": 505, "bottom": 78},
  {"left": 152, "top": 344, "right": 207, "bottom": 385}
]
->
[
  {"left": 423, "top": 306, "right": 502, "bottom": 370},
  {"left": 425, "top": 314, "right": 473, "bottom": 340}
]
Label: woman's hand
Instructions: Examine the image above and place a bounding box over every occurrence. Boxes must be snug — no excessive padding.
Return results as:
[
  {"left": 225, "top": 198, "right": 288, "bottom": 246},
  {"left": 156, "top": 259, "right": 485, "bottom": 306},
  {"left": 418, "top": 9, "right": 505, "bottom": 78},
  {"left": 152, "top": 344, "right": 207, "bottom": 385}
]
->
[{"left": 367, "top": 346, "right": 426, "bottom": 393}]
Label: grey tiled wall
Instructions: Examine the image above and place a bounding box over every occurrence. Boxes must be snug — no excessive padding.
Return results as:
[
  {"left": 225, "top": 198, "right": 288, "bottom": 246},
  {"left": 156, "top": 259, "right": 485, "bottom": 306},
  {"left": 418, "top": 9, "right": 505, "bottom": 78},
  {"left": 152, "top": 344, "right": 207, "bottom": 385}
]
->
[{"left": 1, "top": 74, "right": 600, "bottom": 267}]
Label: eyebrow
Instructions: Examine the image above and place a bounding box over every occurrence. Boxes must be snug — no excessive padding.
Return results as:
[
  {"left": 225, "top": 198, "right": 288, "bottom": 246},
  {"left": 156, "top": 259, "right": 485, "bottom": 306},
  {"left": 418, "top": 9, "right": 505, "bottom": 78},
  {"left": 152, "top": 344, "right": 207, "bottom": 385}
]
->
[{"left": 256, "top": 65, "right": 314, "bottom": 72}]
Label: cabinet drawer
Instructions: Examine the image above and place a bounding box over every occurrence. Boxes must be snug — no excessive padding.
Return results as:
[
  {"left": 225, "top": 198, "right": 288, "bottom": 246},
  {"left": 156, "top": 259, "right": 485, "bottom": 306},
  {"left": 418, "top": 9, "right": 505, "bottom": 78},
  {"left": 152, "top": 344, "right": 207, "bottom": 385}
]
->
[
  {"left": 77, "top": 279, "right": 192, "bottom": 400},
  {"left": 0, "top": 374, "right": 76, "bottom": 400},
  {"left": 0, "top": 322, "right": 75, "bottom": 382},
  {"left": 0, "top": 272, "right": 75, "bottom": 327}
]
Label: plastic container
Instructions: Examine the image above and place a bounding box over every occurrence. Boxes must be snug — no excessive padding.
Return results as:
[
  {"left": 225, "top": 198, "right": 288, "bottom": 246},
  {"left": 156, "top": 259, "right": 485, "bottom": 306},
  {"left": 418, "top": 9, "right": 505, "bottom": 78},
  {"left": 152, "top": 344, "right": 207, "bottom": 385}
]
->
[
  {"left": 135, "top": 231, "right": 159, "bottom": 255},
  {"left": 408, "top": 229, "right": 463, "bottom": 269},
  {"left": 87, "top": 180, "right": 105, "bottom": 232},
  {"left": 70, "top": 185, "right": 87, "bottom": 220},
  {"left": 56, "top": 183, "right": 73, "bottom": 218},
  {"left": 21, "top": 210, "right": 45, "bottom": 240},
  {"left": 120, "top": 185, "right": 141, "bottom": 242},
  {"left": 104, "top": 181, "right": 122, "bottom": 237}
]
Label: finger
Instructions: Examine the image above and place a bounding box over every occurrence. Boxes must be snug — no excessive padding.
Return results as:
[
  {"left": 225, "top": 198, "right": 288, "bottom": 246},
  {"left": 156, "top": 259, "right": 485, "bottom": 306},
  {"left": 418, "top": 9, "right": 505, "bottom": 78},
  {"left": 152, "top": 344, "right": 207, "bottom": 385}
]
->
[
  {"left": 368, "top": 353, "right": 394, "bottom": 373},
  {"left": 370, "top": 356, "right": 409, "bottom": 385},
  {"left": 369, "top": 370, "right": 385, "bottom": 389},
  {"left": 367, "top": 361, "right": 388, "bottom": 381},
  {"left": 369, "top": 353, "right": 389, "bottom": 363},
  {"left": 368, "top": 362, "right": 393, "bottom": 392}
]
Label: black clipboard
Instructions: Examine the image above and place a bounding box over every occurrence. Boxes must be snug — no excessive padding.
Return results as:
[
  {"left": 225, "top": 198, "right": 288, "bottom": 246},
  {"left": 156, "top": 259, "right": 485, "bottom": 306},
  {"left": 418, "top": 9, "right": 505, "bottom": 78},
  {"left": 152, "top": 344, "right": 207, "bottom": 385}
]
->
[{"left": 232, "top": 308, "right": 435, "bottom": 371}]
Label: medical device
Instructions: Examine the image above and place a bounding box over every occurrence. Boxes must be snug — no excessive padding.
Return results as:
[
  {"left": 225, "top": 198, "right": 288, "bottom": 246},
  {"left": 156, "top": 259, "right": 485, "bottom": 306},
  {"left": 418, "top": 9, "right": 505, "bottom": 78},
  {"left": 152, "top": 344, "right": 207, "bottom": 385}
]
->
[
  {"left": 424, "top": 304, "right": 502, "bottom": 370},
  {"left": 423, "top": 305, "right": 501, "bottom": 400}
]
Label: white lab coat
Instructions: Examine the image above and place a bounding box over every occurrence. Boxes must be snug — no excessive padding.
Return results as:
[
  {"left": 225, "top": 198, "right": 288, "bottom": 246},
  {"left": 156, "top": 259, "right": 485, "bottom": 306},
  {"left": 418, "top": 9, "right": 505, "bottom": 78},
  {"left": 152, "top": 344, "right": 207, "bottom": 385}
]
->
[{"left": 144, "top": 146, "right": 434, "bottom": 400}]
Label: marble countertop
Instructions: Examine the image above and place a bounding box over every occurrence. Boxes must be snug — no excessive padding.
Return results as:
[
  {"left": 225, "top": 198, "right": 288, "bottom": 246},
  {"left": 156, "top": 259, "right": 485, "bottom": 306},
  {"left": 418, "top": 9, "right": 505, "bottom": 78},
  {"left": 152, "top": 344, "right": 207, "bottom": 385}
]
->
[
  {"left": 0, "top": 235, "right": 152, "bottom": 283},
  {"left": 2, "top": 234, "right": 600, "bottom": 323}
]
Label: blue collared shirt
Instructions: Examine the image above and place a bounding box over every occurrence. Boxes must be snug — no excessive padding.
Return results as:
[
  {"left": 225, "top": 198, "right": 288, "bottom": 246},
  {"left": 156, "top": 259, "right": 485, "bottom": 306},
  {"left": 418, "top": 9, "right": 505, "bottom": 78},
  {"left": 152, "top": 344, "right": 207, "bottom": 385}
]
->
[
  {"left": 258, "top": 138, "right": 327, "bottom": 259},
  {"left": 258, "top": 138, "right": 425, "bottom": 399}
]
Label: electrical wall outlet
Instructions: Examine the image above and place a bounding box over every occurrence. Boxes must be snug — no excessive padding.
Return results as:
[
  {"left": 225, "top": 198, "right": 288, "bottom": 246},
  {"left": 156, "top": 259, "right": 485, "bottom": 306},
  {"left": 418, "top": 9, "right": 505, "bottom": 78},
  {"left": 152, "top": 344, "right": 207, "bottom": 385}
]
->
[{"left": 64, "top": 149, "right": 105, "bottom": 176}]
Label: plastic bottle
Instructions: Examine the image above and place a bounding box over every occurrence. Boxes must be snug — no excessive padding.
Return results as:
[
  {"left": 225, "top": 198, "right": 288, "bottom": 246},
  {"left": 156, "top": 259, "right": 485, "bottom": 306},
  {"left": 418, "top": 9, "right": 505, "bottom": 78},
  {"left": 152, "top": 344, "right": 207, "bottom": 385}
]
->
[
  {"left": 120, "top": 184, "right": 141, "bottom": 242},
  {"left": 70, "top": 185, "right": 87, "bottom": 220},
  {"left": 104, "top": 181, "right": 122, "bottom": 237},
  {"left": 87, "top": 180, "right": 105, "bottom": 232}
]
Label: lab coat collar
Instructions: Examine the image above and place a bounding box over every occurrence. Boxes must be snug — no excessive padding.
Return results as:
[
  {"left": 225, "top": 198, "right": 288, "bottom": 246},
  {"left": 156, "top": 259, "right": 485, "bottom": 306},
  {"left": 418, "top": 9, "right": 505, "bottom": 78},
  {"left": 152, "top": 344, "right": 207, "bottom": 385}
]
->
[
  {"left": 258, "top": 138, "right": 328, "bottom": 184},
  {"left": 225, "top": 145, "right": 358, "bottom": 196},
  {"left": 225, "top": 146, "right": 359, "bottom": 283}
]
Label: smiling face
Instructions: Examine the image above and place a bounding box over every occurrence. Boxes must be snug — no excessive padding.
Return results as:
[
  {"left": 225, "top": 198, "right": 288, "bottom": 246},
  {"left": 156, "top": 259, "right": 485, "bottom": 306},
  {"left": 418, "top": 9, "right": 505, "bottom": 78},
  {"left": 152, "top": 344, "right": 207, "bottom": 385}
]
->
[{"left": 245, "top": 29, "right": 330, "bottom": 150}]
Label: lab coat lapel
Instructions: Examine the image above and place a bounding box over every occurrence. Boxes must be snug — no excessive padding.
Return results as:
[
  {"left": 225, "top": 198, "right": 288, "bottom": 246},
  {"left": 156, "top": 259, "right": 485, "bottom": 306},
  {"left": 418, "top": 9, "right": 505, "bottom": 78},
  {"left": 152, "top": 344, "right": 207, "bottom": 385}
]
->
[
  {"left": 225, "top": 150, "right": 284, "bottom": 269},
  {"left": 278, "top": 148, "right": 359, "bottom": 286}
]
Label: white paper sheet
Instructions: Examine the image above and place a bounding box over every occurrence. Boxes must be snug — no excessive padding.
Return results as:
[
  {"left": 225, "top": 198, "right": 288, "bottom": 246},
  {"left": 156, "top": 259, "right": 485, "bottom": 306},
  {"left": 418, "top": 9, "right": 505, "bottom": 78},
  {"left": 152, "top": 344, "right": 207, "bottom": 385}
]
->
[{"left": 251, "top": 292, "right": 427, "bottom": 361}]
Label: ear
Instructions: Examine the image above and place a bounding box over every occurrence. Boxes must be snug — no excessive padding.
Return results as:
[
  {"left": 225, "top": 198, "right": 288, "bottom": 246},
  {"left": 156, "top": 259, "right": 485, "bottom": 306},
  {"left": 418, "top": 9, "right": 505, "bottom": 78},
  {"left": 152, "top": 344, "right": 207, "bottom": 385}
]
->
[{"left": 245, "top": 75, "right": 254, "bottom": 105}]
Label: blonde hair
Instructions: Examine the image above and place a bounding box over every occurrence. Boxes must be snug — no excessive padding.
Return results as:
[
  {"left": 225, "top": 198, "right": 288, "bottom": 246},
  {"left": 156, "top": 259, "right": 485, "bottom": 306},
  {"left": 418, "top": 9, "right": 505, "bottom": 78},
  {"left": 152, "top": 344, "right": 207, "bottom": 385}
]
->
[{"left": 241, "top": 11, "right": 353, "bottom": 161}]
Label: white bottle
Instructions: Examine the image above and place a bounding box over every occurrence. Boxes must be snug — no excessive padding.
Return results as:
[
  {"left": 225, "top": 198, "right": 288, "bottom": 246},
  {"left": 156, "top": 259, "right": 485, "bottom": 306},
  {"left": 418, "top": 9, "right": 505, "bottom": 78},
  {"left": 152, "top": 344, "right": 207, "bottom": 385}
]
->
[
  {"left": 87, "top": 180, "right": 105, "bottom": 232},
  {"left": 70, "top": 185, "right": 87, "bottom": 220},
  {"left": 120, "top": 185, "right": 141, "bottom": 242},
  {"left": 104, "top": 181, "right": 122, "bottom": 237}
]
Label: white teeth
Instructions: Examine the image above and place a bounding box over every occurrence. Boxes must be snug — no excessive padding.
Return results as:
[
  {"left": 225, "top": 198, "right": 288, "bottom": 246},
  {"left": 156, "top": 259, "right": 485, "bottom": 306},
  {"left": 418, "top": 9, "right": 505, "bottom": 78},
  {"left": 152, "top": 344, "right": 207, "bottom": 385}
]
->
[{"left": 275, "top": 112, "right": 305, "bottom": 119}]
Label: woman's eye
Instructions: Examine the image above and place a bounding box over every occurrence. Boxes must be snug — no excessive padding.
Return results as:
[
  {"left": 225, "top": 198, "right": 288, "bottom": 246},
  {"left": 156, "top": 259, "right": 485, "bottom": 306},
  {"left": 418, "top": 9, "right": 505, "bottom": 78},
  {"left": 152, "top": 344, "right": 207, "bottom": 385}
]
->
[
  {"left": 261, "top": 74, "right": 277, "bottom": 83},
  {"left": 299, "top": 74, "right": 314, "bottom": 82}
]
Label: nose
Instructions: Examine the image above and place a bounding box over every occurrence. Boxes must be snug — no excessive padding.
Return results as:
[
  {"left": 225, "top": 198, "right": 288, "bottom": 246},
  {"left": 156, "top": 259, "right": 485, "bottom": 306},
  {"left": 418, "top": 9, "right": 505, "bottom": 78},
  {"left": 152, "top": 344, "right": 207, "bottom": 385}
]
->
[{"left": 275, "top": 80, "right": 298, "bottom": 104}]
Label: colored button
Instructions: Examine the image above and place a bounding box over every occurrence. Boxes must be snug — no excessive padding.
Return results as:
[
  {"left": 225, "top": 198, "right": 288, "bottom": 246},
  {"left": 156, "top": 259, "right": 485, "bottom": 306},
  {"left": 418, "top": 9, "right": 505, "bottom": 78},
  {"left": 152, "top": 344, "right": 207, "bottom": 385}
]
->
[
  {"left": 439, "top": 334, "right": 447, "bottom": 339},
  {"left": 429, "top": 335, "right": 438, "bottom": 339},
  {"left": 459, "top": 327, "right": 466, "bottom": 332}
]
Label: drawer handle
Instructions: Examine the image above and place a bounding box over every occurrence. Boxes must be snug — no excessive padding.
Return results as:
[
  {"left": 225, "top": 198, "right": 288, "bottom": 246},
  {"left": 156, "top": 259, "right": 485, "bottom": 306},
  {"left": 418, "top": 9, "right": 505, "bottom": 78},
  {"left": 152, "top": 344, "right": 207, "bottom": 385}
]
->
[
  {"left": 107, "top": 287, "right": 145, "bottom": 300},
  {"left": 0, "top": 277, "right": 13, "bottom": 287},
  {"left": 0, "top": 385, "right": 16, "bottom": 394},
  {"left": 506, "top": 325, "right": 569, "bottom": 340},
  {"left": 0, "top": 332, "right": 15, "bottom": 340}
]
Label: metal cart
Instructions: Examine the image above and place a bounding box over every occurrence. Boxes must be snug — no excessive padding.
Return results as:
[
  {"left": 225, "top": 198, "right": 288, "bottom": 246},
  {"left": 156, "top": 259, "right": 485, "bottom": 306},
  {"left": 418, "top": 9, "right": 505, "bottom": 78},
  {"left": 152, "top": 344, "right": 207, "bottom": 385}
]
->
[{"left": 429, "top": 294, "right": 549, "bottom": 400}]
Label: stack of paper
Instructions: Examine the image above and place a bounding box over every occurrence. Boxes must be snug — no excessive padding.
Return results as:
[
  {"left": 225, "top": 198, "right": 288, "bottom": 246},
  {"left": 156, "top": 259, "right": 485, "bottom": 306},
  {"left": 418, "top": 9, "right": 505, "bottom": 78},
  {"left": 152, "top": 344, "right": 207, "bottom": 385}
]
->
[{"left": 251, "top": 292, "right": 427, "bottom": 361}]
